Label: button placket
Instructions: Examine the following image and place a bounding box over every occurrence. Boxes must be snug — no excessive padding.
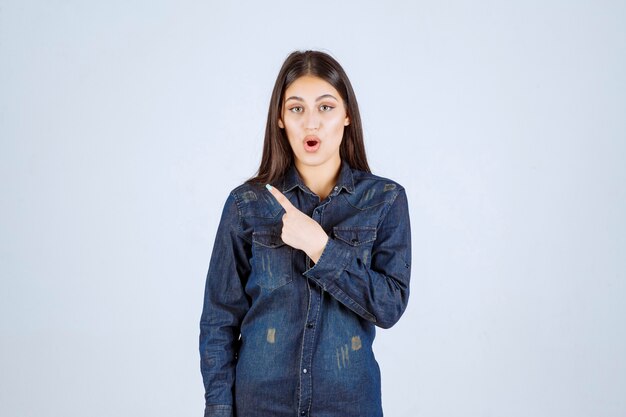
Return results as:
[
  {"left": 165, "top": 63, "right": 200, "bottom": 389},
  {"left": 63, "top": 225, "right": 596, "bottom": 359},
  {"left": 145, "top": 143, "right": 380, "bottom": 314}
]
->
[{"left": 297, "top": 202, "right": 323, "bottom": 416}]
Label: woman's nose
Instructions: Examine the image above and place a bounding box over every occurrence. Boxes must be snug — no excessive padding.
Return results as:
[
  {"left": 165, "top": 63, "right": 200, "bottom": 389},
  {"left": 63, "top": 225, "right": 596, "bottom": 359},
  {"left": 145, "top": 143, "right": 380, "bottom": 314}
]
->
[{"left": 304, "top": 111, "right": 321, "bottom": 130}]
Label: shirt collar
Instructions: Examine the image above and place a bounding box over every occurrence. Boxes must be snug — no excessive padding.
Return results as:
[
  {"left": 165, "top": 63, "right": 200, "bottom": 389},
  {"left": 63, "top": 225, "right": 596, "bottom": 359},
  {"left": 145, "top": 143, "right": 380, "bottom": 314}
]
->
[{"left": 282, "top": 159, "right": 355, "bottom": 195}]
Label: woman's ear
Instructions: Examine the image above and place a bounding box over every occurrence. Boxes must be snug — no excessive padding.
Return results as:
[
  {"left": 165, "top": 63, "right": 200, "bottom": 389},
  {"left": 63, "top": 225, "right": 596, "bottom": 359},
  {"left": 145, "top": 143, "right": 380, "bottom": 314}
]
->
[
  {"left": 344, "top": 115, "right": 350, "bottom": 126},
  {"left": 278, "top": 118, "right": 284, "bottom": 129}
]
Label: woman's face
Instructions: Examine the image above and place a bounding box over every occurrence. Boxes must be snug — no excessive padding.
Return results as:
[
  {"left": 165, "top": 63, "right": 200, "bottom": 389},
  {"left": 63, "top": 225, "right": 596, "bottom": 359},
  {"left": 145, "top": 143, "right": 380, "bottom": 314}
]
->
[{"left": 278, "top": 75, "right": 350, "bottom": 171}]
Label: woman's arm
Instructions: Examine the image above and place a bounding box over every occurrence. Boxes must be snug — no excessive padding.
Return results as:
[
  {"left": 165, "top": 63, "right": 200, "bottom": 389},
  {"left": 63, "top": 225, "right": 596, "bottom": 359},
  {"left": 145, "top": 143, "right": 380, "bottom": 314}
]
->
[
  {"left": 266, "top": 184, "right": 412, "bottom": 329},
  {"left": 199, "top": 193, "right": 250, "bottom": 417},
  {"left": 303, "top": 188, "right": 412, "bottom": 329}
]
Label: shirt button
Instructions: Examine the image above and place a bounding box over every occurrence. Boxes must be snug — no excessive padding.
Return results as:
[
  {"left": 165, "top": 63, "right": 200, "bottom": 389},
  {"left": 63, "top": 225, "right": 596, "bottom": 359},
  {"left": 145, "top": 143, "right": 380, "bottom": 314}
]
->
[
  {"left": 303, "top": 368, "right": 308, "bottom": 374},
  {"left": 306, "top": 322, "right": 314, "bottom": 328},
  {"left": 300, "top": 411, "right": 306, "bottom": 416},
  {"left": 333, "top": 186, "right": 339, "bottom": 191}
]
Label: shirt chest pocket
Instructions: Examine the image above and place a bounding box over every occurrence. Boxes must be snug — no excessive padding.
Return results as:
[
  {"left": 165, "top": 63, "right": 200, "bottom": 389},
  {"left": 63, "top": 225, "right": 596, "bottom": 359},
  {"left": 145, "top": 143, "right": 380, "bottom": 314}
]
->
[
  {"left": 251, "top": 231, "right": 293, "bottom": 291},
  {"left": 333, "top": 226, "right": 377, "bottom": 268}
]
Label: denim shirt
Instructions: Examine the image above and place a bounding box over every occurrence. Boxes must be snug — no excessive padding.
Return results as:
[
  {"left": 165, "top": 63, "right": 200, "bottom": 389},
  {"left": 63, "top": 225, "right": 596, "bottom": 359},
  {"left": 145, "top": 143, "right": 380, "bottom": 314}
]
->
[{"left": 199, "top": 160, "right": 411, "bottom": 417}]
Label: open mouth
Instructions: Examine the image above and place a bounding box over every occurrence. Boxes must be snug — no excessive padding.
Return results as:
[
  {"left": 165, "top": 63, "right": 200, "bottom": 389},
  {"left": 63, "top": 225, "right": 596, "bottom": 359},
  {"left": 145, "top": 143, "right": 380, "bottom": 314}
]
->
[{"left": 304, "top": 136, "right": 320, "bottom": 152}]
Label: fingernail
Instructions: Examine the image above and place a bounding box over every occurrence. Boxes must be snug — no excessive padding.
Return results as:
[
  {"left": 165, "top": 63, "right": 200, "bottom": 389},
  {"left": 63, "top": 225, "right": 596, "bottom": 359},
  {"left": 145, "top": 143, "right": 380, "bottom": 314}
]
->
[{"left": 265, "top": 184, "right": 273, "bottom": 190}]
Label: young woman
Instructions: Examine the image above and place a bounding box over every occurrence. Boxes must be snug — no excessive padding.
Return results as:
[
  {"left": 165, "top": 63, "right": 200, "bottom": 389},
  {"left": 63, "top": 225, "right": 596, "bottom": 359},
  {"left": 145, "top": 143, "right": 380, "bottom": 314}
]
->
[{"left": 200, "top": 50, "right": 412, "bottom": 417}]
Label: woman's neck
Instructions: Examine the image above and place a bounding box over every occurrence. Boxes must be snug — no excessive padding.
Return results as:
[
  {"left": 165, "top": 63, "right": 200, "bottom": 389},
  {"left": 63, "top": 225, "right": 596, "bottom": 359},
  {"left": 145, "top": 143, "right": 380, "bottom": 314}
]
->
[{"left": 295, "top": 157, "right": 341, "bottom": 201}]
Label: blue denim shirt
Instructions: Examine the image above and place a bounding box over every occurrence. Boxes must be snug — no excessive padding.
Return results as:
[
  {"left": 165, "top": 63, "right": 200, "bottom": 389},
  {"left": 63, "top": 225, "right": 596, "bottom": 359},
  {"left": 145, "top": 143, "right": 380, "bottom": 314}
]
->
[{"left": 199, "top": 160, "right": 411, "bottom": 417}]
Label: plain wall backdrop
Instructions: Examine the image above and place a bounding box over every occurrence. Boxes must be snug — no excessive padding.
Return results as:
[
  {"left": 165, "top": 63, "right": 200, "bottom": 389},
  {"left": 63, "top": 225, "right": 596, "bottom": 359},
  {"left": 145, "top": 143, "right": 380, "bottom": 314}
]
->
[{"left": 1, "top": 1, "right": 625, "bottom": 416}]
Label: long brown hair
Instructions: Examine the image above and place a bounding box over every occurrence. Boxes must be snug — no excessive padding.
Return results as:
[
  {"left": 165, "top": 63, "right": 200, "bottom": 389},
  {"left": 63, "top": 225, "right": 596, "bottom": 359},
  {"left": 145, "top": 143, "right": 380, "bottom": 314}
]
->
[{"left": 246, "top": 50, "right": 370, "bottom": 186}]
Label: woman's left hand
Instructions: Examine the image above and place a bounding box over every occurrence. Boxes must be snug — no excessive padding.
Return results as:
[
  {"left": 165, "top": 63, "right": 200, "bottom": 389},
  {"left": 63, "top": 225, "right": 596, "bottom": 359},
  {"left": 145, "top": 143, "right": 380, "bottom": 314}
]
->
[{"left": 266, "top": 185, "right": 329, "bottom": 264}]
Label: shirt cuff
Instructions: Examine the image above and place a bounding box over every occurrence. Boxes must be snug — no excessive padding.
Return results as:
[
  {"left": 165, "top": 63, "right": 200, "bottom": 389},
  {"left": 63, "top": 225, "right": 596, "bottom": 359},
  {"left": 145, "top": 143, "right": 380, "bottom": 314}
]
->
[
  {"left": 204, "top": 404, "right": 233, "bottom": 417},
  {"left": 303, "top": 237, "right": 352, "bottom": 287},
  {"left": 303, "top": 236, "right": 378, "bottom": 323}
]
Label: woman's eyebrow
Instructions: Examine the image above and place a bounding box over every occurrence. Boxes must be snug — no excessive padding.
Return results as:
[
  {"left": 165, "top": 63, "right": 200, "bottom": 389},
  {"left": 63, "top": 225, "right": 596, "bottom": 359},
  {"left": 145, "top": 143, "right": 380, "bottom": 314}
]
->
[
  {"left": 284, "top": 94, "right": 339, "bottom": 102},
  {"left": 315, "top": 94, "right": 338, "bottom": 102}
]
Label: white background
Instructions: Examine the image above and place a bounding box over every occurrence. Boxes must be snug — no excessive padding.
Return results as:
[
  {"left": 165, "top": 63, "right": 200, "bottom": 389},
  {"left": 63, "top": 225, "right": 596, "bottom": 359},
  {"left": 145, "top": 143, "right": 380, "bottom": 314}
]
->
[{"left": 1, "top": 1, "right": 625, "bottom": 416}]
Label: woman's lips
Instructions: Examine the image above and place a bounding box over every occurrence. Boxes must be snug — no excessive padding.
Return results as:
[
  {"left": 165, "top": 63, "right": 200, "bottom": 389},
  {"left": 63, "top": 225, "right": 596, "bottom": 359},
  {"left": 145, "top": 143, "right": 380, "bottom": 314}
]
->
[{"left": 303, "top": 136, "right": 320, "bottom": 153}]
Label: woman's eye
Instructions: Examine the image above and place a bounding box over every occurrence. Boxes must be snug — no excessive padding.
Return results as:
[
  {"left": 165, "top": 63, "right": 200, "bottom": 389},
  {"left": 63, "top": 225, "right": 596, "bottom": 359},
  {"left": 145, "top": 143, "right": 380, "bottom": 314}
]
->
[
  {"left": 320, "top": 104, "right": 334, "bottom": 112},
  {"left": 289, "top": 106, "right": 303, "bottom": 113}
]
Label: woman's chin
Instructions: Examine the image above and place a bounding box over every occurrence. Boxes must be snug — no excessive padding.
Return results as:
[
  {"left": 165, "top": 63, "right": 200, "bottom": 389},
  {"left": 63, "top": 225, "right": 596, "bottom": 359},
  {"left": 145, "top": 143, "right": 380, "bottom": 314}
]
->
[
  {"left": 295, "top": 154, "right": 322, "bottom": 166},
  {"left": 294, "top": 153, "right": 340, "bottom": 170}
]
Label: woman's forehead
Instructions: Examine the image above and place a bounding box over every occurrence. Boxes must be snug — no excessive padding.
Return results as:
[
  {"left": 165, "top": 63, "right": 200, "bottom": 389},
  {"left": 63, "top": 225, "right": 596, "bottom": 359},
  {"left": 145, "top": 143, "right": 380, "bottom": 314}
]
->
[{"left": 284, "top": 75, "right": 341, "bottom": 101}]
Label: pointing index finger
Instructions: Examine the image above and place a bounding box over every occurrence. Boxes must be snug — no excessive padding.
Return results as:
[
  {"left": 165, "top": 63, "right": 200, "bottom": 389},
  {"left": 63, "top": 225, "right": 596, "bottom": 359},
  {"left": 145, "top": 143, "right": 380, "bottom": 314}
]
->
[{"left": 265, "top": 184, "right": 295, "bottom": 212}]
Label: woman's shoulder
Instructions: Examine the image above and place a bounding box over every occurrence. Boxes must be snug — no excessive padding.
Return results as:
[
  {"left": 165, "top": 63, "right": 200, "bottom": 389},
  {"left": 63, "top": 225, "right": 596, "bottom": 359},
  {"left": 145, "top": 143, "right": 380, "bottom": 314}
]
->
[
  {"left": 354, "top": 169, "right": 405, "bottom": 187},
  {"left": 228, "top": 181, "right": 266, "bottom": 203},
  {"left": 349, "top": 168, "right": 406, "bottom": 206},
  {"left": 225, "top": 181, "right": 282, "bottom": 219}
]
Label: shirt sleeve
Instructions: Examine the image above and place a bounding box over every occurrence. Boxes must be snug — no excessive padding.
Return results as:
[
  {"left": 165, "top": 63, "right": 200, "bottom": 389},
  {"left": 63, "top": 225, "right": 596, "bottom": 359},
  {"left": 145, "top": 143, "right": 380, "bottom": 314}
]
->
[
  {"left": 303, "top": 188, "right": 411, "bottom": 329},
  {"left": 199, "top": 192, "right": 251, "bottom": 417}
]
